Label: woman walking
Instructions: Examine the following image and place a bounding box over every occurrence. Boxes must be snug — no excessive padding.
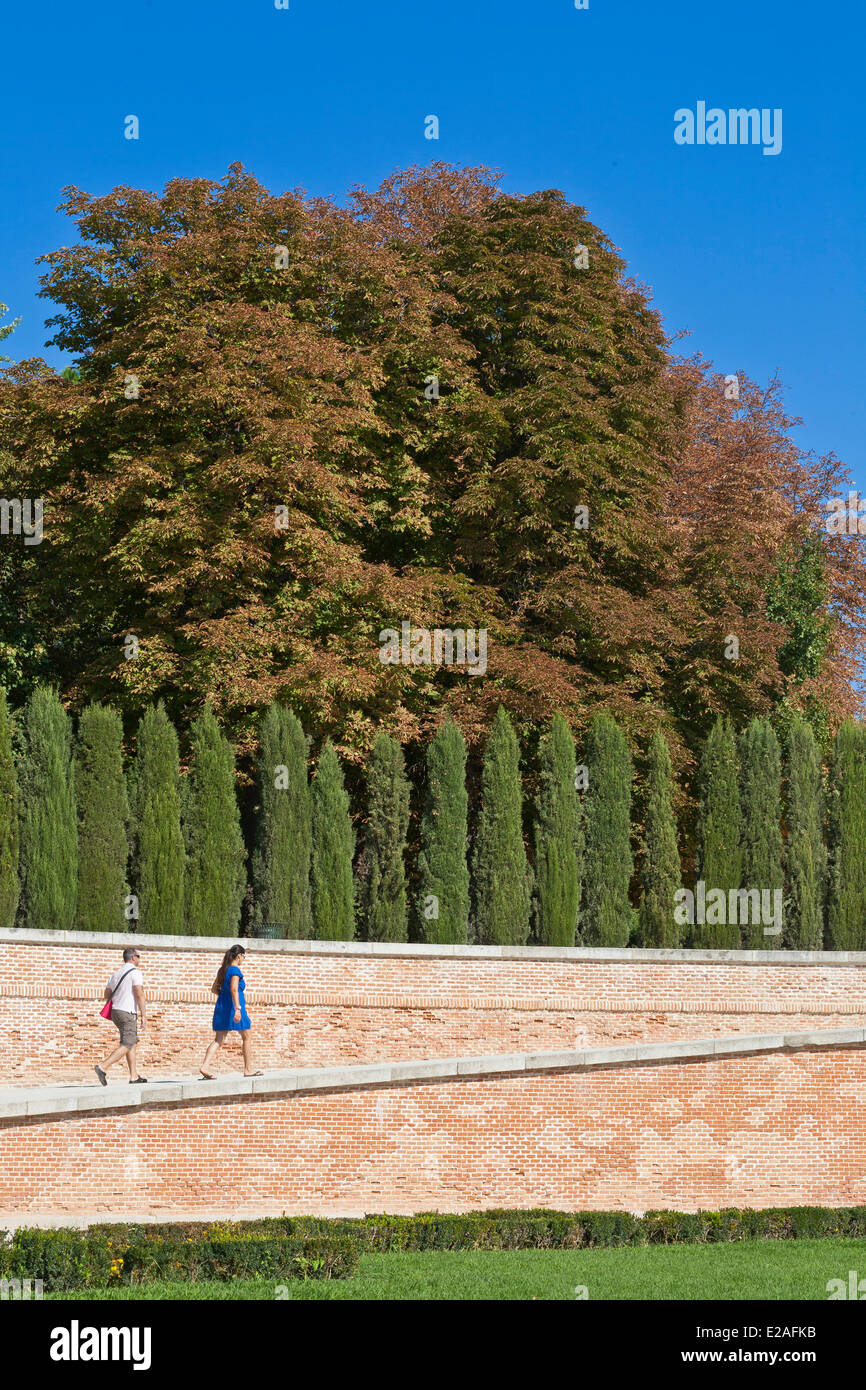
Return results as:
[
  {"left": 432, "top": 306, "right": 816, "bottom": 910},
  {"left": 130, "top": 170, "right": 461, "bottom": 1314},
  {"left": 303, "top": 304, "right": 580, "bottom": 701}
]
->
[{"left": 200, "top": 945, "right": 262, "bottom": 1079}]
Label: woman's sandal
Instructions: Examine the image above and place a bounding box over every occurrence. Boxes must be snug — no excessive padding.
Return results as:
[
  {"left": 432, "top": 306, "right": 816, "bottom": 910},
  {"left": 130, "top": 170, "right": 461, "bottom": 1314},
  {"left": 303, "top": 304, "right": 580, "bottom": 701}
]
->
[
  {"left": 244, "top": 1071, "right": 263, "bottom": 1077},
  {"left": 199, "top": 1071, "right": 215, "bottom": 1080}
]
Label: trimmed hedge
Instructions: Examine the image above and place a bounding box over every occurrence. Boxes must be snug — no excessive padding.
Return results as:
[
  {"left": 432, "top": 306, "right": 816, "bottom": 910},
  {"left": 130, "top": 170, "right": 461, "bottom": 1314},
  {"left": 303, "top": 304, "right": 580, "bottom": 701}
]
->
[
  {"left": 0, "top": 1228, "right": 357, "bottom": 1289},
  {"left": 3, "top": 1206, "right": 863, "bottom": 1289}
]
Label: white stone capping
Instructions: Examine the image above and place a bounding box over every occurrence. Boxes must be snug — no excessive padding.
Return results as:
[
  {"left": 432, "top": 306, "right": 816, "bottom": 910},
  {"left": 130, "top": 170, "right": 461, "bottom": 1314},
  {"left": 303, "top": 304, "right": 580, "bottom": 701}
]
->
[
  {"left": 2, "top": 927, "right": 866, "bottom": 967},
  {"left": 2, "top": 1028, "right": 864, "bottom": 1122}
]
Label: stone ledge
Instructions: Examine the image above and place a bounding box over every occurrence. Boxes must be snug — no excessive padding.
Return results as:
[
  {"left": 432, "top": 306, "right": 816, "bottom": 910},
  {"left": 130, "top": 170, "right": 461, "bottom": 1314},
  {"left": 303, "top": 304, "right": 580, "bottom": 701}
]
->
[
  {"left": 2, "top": 1028, "right": 864, "bottom": 1121},
  {"left": 2, "top": 926, "right": 865, "bottom": 967}
]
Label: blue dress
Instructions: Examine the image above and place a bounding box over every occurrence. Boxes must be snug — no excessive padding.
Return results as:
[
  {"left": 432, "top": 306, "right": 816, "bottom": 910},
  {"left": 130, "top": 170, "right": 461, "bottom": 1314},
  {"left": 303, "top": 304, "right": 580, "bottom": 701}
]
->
[{"left": 212, "top": 965, "right": 251, "bottom": 1032}]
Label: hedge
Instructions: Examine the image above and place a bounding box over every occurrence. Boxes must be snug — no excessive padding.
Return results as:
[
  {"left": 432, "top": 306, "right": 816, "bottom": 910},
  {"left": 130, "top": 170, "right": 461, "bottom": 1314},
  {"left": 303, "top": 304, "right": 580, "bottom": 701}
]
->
[
  {"left": 2, "top": 1206, "right": 863, "bottom": 1288},
  {"left": 0, "top": 1228, "right": 357, "bottom": 1289}
]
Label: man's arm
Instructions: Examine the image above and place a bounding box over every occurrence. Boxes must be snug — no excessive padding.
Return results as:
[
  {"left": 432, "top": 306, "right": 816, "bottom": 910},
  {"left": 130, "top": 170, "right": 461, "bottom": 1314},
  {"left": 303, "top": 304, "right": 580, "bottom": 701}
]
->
[{"left": 133, "top": 983, "right": 146, "bottom": 1028}]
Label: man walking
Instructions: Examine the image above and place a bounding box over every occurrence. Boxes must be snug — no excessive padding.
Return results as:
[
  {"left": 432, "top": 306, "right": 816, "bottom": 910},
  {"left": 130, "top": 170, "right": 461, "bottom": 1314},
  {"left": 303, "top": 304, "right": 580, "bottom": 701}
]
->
[{"left": 94, "top": 947, "right": 148, "bottom": 1085}]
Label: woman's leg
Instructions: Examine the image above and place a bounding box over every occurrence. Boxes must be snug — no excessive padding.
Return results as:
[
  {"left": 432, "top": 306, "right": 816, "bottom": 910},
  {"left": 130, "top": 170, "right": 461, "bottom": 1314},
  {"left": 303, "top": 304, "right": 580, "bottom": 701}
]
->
[
  {"left": 241, "top": 1030, "right": 255, "bottom": 1074},
  {"left": 201, "top": 1032, "right": 226, "bottom": 1075}
]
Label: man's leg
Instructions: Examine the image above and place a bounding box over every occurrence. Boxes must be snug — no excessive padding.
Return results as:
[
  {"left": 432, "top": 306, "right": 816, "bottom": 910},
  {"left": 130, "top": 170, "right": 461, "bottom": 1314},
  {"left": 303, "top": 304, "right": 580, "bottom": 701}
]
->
[
  {"left": 101, "top": 1044, "right": 127, "bottom": 1070},
  {"left": 125, "top": 1043, "right": 138, "bottom": 1080}
]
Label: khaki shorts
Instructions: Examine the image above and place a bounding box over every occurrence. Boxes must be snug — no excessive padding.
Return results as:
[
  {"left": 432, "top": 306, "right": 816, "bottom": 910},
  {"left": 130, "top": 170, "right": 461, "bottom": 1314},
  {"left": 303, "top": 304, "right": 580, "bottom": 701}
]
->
[{"left": 112, "top": 1009, "right": 138, "bottom": 1049}]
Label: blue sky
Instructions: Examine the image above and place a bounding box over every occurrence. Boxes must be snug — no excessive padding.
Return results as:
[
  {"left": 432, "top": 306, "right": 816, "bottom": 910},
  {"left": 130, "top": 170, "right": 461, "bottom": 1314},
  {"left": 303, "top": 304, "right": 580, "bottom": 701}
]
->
[{"left": 2, "top": 0, "right": 863, "bottom": 484}]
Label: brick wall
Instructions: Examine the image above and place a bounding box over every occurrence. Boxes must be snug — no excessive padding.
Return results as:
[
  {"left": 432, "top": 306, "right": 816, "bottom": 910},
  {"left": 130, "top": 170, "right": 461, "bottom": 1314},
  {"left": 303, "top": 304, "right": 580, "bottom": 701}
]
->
[
  {"left": 2, "top": 930, "right": 866, "bottom": 1086},
  {"left": 1, "top": 1044, "right": 864, "bottom": 1222}
]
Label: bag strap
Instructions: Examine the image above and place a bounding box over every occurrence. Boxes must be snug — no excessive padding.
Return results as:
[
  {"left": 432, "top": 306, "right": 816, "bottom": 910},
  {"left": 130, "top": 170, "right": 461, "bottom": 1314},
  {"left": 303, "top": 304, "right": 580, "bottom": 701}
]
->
[{"left": 109, "top": 966, "right": 136, "bottom": 999}]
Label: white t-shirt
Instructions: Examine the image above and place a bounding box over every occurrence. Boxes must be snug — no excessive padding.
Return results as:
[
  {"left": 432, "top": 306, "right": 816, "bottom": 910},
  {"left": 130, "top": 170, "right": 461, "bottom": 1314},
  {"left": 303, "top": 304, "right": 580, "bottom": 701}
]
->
[{"left": 106, "top": 965, "right": 143, "bottom": 1014}]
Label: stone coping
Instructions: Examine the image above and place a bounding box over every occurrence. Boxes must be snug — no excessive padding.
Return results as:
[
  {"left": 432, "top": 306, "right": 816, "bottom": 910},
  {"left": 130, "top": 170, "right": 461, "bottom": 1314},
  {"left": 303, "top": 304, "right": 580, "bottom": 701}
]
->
[
  {"left": 1, "top": 1028, "right": 863, "bottom": 1122},
  {"left": 2, "top": 927, "right": 865, "bottom": 967}
]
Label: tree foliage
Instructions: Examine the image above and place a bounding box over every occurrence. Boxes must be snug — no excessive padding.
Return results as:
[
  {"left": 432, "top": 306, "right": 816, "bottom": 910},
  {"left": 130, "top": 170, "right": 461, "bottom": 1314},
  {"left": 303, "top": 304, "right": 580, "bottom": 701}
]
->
[
  {"left": 416, "top": 718, "right": 470, "bottom": 943},
  {"left": 738, "top": 717, "right": 783, "bottom": 949},
  {"left": 581, "top": 714, "right": 633, "bottom": 946},
  {"left": 75, "top": 702, "right": 129, "bottom": 932},
  {"left": 360, "top": 731, "right": 410, "bottom": 942},
  {"left": 185, "top": 703, "right": 246, "bottom": 936},
  {"left": 533, "top": 713, "right": 581, "bottom": 946},
  {"left": 0, "top": 687, "right": 20, "bottom": 928},
  {"left": 638, "top": 729, "right": 681, "bottom": 947},
  {"left": 695, "top": 717, "right": 741, "bottom": 948},
  {"left": 130, "top": 703, "right": 185, "bottom": 934},
  {"left": 827, "top": 721, "right": 866, "bottom": 950},
  {"left": 311, "top": 739, "right": 355, "bottom": 940},
  {"left": 784, "top": 716, "right": 826, "bottom": 950},
  {"left": 251, "top": 704, "right": 312, "bottom": 937},
  {"left": 18, "top": 686, "right": 78, "bottom": 930},
  {"left": 473, "top": 706, "right": 531, "bottom": 945}
]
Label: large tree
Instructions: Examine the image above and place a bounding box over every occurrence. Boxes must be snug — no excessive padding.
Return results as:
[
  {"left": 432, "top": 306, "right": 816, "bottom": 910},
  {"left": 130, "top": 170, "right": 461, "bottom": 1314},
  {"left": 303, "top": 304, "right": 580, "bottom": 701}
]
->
[
  {"left": 184, "top": 703, "right": 246, "bottom": 936},
  {"left": 75, "top": 702, "right": 129, "bottom": 932},
  {"left": 251, "top": 704, "right": 312, "bottom": 938},
  {"left": 0, "top": 687, "right": 20, "bottom": 928},
  {"left": 130, "top": 703, "right": 185, "bottom": 934},
  {"left": 310, "top": 739, "right": 355, "bottom": 940},
  {"left": 827, "top": 721, "right": 866, "bottom": 950},
  {"left": 784, "top": 715, "right": 826, "bottom": 950},
  {"left": 581, "top": 714, "right": 633, "bottom": 946},
  {"left": 738, "top": 718, "right": 784, "bottom": 949},
  {"left": 638, "top": 729, "right": 681, "bottom": 947},
  {"left": 359, "top": 731, "right": 410, "bottom": 942},
  {"left": 416, "top": 718, "right": 470, "bottom": 943},
  {"left": 695, "top": 717, "right": 741, "bottom": 949},
  {"left": 472, "top": 706, "right": 531, "bottom": 945},
  {"left": 533, "top": 712, "right": 581, "bottom": 946},
  {"left": 17, "top": 686, "right": 78, "bottom": 930}
]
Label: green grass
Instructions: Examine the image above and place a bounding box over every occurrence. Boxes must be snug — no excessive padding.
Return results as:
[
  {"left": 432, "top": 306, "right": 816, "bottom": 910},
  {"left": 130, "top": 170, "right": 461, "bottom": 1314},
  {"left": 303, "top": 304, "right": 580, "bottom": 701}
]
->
[{"left": 45, "top": 1237, "right": 866, "bottom": 1301}]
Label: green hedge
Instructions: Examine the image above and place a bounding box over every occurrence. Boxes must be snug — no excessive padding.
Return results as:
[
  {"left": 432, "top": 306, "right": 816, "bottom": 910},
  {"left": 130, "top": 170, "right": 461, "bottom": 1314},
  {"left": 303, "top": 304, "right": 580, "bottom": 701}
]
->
[
  {"left": 0, "top": 1229, "right": 357, "bottom": 1290},
  {"left": 3, "top": 1206, "right": 863, "bottom": 1289}
]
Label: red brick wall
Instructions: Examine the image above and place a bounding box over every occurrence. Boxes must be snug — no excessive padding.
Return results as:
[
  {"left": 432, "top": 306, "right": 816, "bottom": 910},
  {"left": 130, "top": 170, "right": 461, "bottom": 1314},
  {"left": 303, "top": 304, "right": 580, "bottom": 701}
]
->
[
  {"left": 1, "top": 1046, "right": 864, "bottom": 1222},
  {"left": 2, "top": 932, "right": 866, "bottom": 1085}
]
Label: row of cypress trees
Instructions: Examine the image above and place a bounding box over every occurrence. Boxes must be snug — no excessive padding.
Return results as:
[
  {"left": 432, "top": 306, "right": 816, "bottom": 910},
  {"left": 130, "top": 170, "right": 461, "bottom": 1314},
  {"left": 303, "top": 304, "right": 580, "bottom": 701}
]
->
[{"left": 0, "top": 686, "right": 861, "bottom": 947}]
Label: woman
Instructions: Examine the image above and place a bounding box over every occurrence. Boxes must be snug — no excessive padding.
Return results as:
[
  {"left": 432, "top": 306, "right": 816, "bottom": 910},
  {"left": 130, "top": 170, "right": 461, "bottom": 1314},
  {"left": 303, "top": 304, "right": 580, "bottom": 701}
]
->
[{"left": 200, "top": 945, "right": 262, "bottom": 1079}]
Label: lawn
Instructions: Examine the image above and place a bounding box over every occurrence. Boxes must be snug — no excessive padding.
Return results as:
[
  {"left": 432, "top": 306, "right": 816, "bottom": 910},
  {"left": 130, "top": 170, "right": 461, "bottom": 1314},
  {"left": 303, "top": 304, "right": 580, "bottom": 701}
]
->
[{"left": 45, "top": 1237, "right": 866, "bottom": 1301}]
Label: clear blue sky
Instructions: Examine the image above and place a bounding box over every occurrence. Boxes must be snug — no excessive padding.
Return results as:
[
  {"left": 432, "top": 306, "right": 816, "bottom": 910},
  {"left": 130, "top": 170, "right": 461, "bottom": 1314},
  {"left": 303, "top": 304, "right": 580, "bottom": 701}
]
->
[{"left": 2, "top": 0, "right": 863, "bottom": 484}]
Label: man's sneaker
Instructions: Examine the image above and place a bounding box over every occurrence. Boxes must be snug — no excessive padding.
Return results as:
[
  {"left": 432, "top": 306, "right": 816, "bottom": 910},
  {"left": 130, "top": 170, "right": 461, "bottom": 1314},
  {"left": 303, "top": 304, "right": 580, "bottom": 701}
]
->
[
  {"left": 94, "top": 1065, "right": 107, "bottom": 1087},
  {"left": 129, "top": 1076, "right": 148, "bottom": 1084}
]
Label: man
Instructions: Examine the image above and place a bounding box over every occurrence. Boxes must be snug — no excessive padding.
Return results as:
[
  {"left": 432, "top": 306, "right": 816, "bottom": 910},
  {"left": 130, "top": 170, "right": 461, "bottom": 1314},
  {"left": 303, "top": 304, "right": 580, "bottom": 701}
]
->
[{"left": 94, "top": 947, "right": 148, "bottom": 1085}]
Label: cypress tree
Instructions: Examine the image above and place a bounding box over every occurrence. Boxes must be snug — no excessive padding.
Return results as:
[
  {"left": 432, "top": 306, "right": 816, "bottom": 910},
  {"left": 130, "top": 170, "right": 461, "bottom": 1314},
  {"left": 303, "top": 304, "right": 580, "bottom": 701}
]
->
[
  {"left": 184, "top": 703, "right": 246, "bottom": 936},
  {"left": 472, "top": 705, "right": 531, "bottom": 945},
  {"left": 416, "top": 718, "right": 470, "bottom": 943},
  {"left": 638, "top": 729, "right": 682, "bottom": 947},
  {"left": 251, "top": 704, "right": 312, "bottom": 938},
  {"left": 827, "top": 721, "right": 866, "bottom": 950},
  {"left": 581, "top": 713, "right": 633, "bottom": 946},
  {"left": 533, "top": 712, "right": 581, "bottom": 946},
  {"left": 18, "top": 687, "right": 78, "bottom": 930},
  {"left": 75, "top": 703, "right": 130, "bottom": 932},
  {"left": 360, "top": 731, "right": 410, "bottom": 941},
  {"left": 739, "top": 718, "right": 784, "bottom": 949},
  {"left": 311, "top": 739, "right": 355, "bottom": 940},
  {"left": 0, "top": 687, "right": 20, "bottom": 929},
  {"left": 695, "top": 716, "right": 741, "bottom": 948},
  {"left": 784, "top": 715, "right": 826, "bottom": 950},
  {"left": 131, "top": 702, "right": 185, "bottom": 934}
]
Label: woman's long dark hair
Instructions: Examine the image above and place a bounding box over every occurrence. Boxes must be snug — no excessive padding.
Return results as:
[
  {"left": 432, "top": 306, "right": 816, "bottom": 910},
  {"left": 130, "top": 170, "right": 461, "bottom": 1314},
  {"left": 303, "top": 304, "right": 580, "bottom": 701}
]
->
[{"left": 215, "top": 945, "right": 246, "bottom": 993}]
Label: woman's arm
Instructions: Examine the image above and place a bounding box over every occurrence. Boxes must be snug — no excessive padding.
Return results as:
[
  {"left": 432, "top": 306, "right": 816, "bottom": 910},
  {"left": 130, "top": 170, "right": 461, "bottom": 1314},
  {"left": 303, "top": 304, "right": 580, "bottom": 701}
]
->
[{"left": 231, "top": 974, "right": 241, "bottom": 1021}]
